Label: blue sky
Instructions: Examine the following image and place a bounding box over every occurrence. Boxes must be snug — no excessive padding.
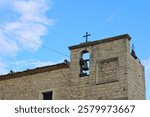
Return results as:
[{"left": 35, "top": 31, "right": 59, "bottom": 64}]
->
[{"left": 0, "top": 0, "right": 149, "bottom": 99}]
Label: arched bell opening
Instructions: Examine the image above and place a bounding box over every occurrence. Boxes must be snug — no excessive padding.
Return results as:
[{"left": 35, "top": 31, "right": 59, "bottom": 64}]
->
[{"left": 79, "top": 50, "right": 90, "bottom": 77}]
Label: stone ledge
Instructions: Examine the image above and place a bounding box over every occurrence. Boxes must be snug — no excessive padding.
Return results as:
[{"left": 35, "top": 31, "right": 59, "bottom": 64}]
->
[
  {"left": 96, "top": 79, "right": 119, "bottom": 85},
  {"left": 69, "top": 34, "right": 131, "bottom": 50}
]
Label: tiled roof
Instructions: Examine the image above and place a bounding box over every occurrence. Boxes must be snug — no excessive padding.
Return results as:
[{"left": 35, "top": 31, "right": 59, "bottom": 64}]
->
[{"left": 0, "top": 62, "right": 69, "bottom": 81}]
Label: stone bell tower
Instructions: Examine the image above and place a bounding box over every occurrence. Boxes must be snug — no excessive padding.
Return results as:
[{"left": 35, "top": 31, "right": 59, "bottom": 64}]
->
[
  {"left": 68, "top": 34, "right": 145, "bottom": 100},
  {"left": 0, "top": 33, "right": 145, "bottom": 100}
]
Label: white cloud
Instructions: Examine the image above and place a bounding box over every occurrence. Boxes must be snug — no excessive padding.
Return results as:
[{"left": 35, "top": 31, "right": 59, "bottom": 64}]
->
[
  {"left": 12, "top": 0, "right": 52, "bottom": 25},
  {"left": 0, "top": 0, "right": 56, "bottom": 75},
  {"left": 0, "top": 0, "right": 7, "bottom": 5},
  {"left": 11, "top": 59, "right": 55, "bottom": 70},
  {"left": 105, "top": 14, "right": 115, "bottom": 22},
  {"left": 142, "top": 58, "right": 150, "bottom": 81},
  {"left": 9, "top": 59, "right": 67, "bottom": 72},
  {"left": 0, "top": 31, "right": 18, "bottom": 56},
  {"left": 0, "top": 60, "right": 8, "bottom": 75},
  {"left": 0, "top": 59, "right": 57, "bottom": 75},
  {"left": 0, "top": 0, "right": 54, "bottom": 55}
]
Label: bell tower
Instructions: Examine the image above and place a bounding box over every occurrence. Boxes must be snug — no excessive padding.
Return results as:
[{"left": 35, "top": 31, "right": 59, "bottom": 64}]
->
[{"left": 68, "top": 34, "right": 145, "bottom": 100}]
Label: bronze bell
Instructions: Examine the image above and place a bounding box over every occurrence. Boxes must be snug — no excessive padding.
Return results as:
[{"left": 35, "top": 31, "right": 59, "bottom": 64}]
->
[{"left": 82, "top": 60, "right": 89, "bottom": 70}]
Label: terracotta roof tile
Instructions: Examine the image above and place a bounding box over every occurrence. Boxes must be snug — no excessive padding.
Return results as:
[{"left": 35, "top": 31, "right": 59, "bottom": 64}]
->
[{"left": 0, "top": 62, "right": 69, "bottom": 81}]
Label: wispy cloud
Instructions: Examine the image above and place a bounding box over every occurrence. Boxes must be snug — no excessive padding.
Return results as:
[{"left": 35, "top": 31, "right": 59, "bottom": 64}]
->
[
  {"left": 0, "top": 30, "right": 18, "bottom": 56},
  {"left": 105, "top": 14, "right": 115, "bottom": 22},
  {"left": 9, "top": 59, "right": 55, "bottom": 71},
  {"left": 0, "top": 60, "right": 8, "bottom": 75},
  {"left": 0, "top": 0, "right": 56, "bottom": 75},
  {"left": 0, "top": 0, "right": 54, "bottom": 56},
  {"left": 0, "top": 0, "right": 7, "bottom": 5},
  {"left": 0, "top": 59, "right": 57, "bottom": 75}
]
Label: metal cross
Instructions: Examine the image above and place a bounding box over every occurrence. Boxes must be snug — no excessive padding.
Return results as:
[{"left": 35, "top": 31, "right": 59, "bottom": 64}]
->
[{"left": 83, "top": 32, "right": 91, "bottom": 42}]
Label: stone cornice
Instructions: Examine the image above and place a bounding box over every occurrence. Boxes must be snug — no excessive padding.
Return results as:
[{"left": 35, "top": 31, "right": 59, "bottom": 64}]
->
[{"left": 68, "top": 34, "right": 131, "bottom": 50}]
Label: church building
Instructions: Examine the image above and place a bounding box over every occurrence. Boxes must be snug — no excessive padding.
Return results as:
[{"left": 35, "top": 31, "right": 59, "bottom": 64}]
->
[{"left": 0, "top": 34, "right": 146, "bottom": 100}]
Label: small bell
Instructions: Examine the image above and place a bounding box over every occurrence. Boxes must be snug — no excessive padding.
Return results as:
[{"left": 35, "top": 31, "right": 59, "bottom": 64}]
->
[{"left": 82, "top": 60, "right": 89, "bottom": 71}]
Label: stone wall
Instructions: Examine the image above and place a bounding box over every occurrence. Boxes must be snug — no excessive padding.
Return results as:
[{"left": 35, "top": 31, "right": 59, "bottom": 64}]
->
[
  {"left": 127, "top": 55, "right": 146, "bottom": 99},
  {"left": 0, "top": 68, "right": 70, "bottom": 100},
  {"left": 69, "top": 36, "right": 130, "bottom": 99}
]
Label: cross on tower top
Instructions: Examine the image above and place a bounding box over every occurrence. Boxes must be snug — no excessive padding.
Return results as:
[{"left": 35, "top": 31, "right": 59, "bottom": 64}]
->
[{"left": 83, "top": 32, "right": 91, "bottom": 42}]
